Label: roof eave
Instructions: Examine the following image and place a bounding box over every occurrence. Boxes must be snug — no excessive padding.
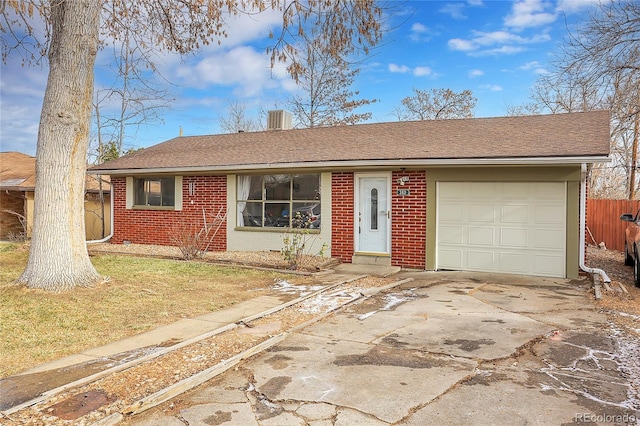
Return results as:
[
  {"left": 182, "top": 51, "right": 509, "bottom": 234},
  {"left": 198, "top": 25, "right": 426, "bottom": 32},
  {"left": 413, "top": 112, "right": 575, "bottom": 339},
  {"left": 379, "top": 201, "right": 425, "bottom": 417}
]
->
[{"left": 88, "top": 155, "right": 611, "bottom": 176}]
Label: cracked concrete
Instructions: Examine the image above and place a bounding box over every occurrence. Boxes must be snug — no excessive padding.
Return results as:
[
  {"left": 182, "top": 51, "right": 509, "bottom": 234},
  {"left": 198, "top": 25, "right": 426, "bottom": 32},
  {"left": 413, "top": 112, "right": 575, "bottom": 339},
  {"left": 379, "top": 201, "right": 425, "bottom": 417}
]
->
[{"left": 126, "top": 271, "right": 639, "bottom": 426}]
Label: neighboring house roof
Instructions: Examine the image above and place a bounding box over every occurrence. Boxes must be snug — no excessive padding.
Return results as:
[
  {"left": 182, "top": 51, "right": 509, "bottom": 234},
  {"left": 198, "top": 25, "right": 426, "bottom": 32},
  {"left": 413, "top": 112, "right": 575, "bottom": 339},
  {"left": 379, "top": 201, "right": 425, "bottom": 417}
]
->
[
  {"left": 90, "top": 111, "right": 611, "bottom": 175},
  {"left": 0, "top": 151, "right": 110, "bottom": 192},
  {"left": 0, "top": 152, "right": 36, "bottom": 190}
]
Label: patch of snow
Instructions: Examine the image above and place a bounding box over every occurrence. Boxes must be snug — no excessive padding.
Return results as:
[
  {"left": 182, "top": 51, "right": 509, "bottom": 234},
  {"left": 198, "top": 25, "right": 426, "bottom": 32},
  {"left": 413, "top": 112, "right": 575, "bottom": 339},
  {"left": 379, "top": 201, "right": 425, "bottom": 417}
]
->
[
  {"left": 608, "top": 310, "right": 640, "bottom": 321},
  {"left": 272, "top": 280, "right": 324, "bottom": 296},
  {"left": 610, "top": 325, "right": 640, "bottom": 411},
  {"left": 357, "top": 311, "right": 377, "bottom": 321},
  {"left": 357, "top": 289, "right": 416, "bottom": 321}
]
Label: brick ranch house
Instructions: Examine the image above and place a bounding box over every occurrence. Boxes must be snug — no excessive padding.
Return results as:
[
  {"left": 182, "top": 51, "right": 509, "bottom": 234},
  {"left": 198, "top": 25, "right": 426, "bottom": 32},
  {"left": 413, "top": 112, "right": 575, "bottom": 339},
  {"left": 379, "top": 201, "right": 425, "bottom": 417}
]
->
[{"left": 89, "top": 110, "right": 610, "bottom": 279}]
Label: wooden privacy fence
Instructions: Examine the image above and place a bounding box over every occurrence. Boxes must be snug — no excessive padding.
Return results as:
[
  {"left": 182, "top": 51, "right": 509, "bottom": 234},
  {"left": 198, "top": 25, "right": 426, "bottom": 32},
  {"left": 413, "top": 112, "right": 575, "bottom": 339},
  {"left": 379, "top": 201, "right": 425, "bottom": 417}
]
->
[{"left": 587, "top": 199, "right": 640, "bottom": 252}]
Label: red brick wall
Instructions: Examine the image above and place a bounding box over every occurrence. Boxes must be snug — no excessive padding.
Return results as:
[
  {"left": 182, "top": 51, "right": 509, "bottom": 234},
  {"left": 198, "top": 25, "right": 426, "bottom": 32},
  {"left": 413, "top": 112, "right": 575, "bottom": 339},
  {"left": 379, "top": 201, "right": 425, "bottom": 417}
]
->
[
  {"left": 391, "top": 171, "right": 426, "bottom": 269},
  {"left": 111, "top": 176, "right": 227, "bottom": 251},
  {"left": 331, "top": 171, "right": 427, "bottom": 268},
  {"left": 331, "top": 172, "right": 355, "bottom": 263},
  {"left": 0, "top": 191, "right": 25, "bottom": 239}
]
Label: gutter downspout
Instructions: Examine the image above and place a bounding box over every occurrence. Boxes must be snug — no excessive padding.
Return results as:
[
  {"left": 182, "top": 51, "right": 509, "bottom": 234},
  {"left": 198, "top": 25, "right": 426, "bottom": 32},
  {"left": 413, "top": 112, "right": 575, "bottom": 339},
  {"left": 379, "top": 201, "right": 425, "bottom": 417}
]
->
[
  {"left": 579, "top": 163, "right": 611, "bottom": 285},
  {"left": 86, "top": 179, "right": 114, "bottom": 244}
]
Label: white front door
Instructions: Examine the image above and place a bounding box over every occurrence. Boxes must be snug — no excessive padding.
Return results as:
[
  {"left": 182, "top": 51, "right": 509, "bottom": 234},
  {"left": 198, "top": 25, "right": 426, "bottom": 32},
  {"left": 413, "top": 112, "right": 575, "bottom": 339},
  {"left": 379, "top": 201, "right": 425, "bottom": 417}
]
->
[{"left": 355, "top": 173, "right": 391, "bottom": 254}]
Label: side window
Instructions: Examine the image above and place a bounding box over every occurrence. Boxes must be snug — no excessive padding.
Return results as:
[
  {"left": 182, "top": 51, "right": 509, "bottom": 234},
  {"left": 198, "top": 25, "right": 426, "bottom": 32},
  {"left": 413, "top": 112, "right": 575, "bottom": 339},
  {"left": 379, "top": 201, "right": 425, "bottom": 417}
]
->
[{"left": 133, "top": 177, "right": 176, "bottom": 207}]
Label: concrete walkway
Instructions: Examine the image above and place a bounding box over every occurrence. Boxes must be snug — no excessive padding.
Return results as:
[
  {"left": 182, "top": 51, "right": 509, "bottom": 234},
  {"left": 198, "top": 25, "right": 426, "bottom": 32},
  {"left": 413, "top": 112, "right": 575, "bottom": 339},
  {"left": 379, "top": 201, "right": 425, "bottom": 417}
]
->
[
  {"left": 0, "top": 264, "right": 400, "bottom": 412},
  {"left": 128, "top": 271, "right": 640, "bottom": 426}
]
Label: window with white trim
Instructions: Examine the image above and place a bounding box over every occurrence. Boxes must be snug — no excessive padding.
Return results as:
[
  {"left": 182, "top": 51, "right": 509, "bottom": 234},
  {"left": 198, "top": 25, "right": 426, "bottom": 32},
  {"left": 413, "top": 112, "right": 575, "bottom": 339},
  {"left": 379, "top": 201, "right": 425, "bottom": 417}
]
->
[
  {"left": 237, "top": 174, "right": 320, "bottom": 228},
  {"left": 126, "top": 176, "right": 183, "bottom": 210}
]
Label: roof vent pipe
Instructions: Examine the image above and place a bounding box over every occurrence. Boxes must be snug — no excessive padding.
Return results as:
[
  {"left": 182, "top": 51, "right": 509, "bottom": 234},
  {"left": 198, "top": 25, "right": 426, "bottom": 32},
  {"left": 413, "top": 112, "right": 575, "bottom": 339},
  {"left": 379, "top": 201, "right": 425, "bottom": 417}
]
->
[{"left": 579, "top": 163, "right": 611, "bottom": 284}]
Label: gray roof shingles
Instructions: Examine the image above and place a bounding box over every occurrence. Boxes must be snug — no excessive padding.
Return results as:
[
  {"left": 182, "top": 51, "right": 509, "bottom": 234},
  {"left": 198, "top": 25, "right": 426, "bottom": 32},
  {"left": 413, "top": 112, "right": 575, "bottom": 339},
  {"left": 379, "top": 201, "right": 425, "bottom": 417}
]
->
[{"left": 90, "top": 111, "right": 610, "bottom": 173}]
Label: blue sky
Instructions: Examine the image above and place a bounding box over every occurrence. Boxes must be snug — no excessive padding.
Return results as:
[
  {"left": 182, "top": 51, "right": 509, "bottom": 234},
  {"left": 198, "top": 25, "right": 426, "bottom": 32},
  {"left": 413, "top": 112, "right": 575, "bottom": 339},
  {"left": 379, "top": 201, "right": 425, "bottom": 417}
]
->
[{"left": 0, "top": 0, "right": 598, "bottom": 156}]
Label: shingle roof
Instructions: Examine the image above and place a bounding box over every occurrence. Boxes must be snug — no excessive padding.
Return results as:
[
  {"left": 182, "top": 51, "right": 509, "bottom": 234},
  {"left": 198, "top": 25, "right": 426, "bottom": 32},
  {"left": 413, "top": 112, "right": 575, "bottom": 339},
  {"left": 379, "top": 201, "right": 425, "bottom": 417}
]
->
[
  {"left": 0, "top": 151, "right": 110, "bottom": 191},
  {"left": 0, "top": 152, "right": 36, "bottom": 190},
  {"left": 90, "top": 111, "right": 611, "bottom": 174}
]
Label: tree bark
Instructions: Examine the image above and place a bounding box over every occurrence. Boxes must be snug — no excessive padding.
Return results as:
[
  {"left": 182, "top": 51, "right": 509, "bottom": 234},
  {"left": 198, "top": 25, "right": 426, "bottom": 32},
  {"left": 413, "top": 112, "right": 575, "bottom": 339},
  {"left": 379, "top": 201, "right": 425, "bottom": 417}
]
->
[{"left": 18, "top": 0, "right": 102, "bottom": 291}]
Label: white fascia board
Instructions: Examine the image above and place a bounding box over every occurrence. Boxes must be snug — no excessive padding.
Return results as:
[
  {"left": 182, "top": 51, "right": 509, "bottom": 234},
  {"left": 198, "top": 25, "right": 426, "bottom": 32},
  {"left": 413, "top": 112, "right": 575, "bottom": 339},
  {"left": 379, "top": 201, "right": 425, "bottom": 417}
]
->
[{"left": 88, "top": 155, "right": 611, "bottom": 176}]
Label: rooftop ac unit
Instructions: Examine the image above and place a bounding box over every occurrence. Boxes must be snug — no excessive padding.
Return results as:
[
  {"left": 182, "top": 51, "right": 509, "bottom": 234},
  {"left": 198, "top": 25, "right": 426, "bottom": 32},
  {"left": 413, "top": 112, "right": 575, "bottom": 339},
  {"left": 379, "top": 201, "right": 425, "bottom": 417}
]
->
[{"left": 267, "top": 110, "right": 292, "bottom": 130}]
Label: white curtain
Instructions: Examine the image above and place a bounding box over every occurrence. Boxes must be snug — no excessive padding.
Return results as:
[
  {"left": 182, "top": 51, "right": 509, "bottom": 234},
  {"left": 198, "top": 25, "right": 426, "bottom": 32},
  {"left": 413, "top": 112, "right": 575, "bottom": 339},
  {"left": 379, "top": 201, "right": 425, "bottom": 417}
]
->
[{"left": 237, "top": 175, "right": 252, "bottom": 226}]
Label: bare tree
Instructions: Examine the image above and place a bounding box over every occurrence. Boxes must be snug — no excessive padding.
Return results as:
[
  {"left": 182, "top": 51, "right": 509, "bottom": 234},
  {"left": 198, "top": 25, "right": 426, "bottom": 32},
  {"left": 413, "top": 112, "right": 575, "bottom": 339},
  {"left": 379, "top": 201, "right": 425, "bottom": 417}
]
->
[
  {"left": 504, "top": 102, "right": 541, "bottom": 117},
  {"left": 93, "top": 27, "right": 173, "bottom": 160},
  {"left": 398, "top": 88, "right": 477, "bottom": 121},
  {"left": 218, "top": 100, "right": 263, "bottom": 133},
  {"left": 509, "top": 0, "right": 639, "bottom": 199},
  {"left": 287, "top": 31, "right": 377, "bottom": 128},
  {"left": 1, "top": 0, "right": 383, "bottom": 291}
]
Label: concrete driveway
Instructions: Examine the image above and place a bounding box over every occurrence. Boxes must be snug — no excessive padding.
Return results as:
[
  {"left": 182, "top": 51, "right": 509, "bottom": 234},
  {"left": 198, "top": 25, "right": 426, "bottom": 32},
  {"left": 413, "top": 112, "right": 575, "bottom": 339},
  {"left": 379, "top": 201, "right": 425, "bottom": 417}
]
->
[{"left": 130, "top": 271, "right": 639, "bottom": 425}]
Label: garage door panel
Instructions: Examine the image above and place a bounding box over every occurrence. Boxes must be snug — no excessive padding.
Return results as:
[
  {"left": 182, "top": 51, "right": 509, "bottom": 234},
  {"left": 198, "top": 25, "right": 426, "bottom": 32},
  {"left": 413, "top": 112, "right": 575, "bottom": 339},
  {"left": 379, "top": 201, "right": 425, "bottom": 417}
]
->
[
  {"left": 501, "top": 204, "right": 528, "bottom": 223},
  {"left": 439, "top": 182, "right": 466, "bottom": 199},
  {"left": 439, "top": 225, "right": 464, "bottom": 244},
  {"left": 439, "top": 203, "right": 465, "bottom": 221},
  {"left": 535, "top": 183, "right": 566, "bottom": 200},
  {"left": 437, "top": 182, "right": 566, "bottom": 278},
  {"left": 534, "top": 205, "right": 564, "bottom": 224},
  {"left": 503, "top": 184, "right": 528, "bottom": 200},
  {"left": 532, "top": 229, "right": 564, "bottom": 249},
  {"left": 439, "top": 249, "right": 463, "bottom": 269},
  {"left": 500, "top": 228, "right": 529, "bottom": 247},
  {"left": 469, "top": 183, "right": 495, "bottom": 199},
  {"left": 533, "top": 254, "right": 565, "bottom": 275},
  {"left": 470, "top": 204, "right": 496, "bottom": 223},
  {"left": 467, "top": 250, "right": 495, "bottom": 270},
  {"left": 499, "top": 252, "right": 528, "bottom": 273},
  {"left": 468, "top": 226, "right": 494, "bottom": 245}
]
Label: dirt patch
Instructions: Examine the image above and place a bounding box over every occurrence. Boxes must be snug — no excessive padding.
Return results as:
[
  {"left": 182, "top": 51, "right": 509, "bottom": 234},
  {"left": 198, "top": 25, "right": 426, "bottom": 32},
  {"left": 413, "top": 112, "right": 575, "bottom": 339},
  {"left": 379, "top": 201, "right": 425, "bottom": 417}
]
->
[
  {"left": 586, "top": 245, "right": 640, "bottom": 338},
  {"left": 443, "top": 339, "right": 495, "bottom": 352},
  {"left": 333, "top": 346, "right": 459, "bottom": 369}
]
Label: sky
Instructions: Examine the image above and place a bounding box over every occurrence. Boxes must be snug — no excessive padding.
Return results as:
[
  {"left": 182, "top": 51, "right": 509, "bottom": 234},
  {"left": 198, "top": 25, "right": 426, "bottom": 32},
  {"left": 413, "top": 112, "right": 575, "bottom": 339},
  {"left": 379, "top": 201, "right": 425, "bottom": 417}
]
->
[{"left": 0, "top": 0, "right": 599, "bottom": 157}]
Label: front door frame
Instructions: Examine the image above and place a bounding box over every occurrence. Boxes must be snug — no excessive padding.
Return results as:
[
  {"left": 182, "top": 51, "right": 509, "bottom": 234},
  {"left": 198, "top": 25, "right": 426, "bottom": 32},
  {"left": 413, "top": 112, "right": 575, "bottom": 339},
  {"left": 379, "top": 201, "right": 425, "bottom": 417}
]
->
[{"left": 354, "top": 172, "right": 392, "bottom": 255}]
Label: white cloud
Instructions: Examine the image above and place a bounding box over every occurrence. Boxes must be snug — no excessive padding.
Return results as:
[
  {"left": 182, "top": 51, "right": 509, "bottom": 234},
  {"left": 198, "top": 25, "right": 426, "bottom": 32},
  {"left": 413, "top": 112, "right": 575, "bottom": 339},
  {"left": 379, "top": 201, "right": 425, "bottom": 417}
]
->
[
  {"left": 519, "top": 60, "right": 549, "bottom": 75},
  {"left": 389, "top": 63, "right": 411, "bottom": 74},
  {"left": 388, "top": 64, "right": 432, "bottom": 77},
  {"left": 448, "top": 38, "right": 475, "bottom": 51},
  {"left": 448, "top": 30, "right": 550, "bottom": 56},
  {"left": 411, "top": 23, "right": 429, "bottom": 34},
  {"left": 504, "top": 0, "right": 558, "bottom": 30},
  {"left": 519, "top": 60, "right": 541, "bottom": 70},
  {"left": 409, "top": 22, "right": 434, "bottom": 42},
  {"left": 413, "top": 66, "right": 432, "bottom": 77},
  {"left": 0, "top": 64, "right": 47, "bottom": 155},
  {"left": 469, "top": 69, "right": 485, "bottom": 78},
  {"left": 480, "top": 84, "right": 503, "bottom": 91},
  {"left": 174, "top": 45, "right": 294, "bottom": 98},
  {"left": 439, "top": 3, "right": 466, "bottom": 19},
  {"left": 555, "top": 0, "right": 599, "bottom": 14}
]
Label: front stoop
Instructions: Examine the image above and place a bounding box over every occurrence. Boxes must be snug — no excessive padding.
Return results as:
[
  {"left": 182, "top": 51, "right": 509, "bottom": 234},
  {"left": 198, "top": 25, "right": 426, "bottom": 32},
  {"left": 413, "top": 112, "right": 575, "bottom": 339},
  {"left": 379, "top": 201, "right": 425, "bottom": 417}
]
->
[{"left": 351, "top": 254, "right": 392, "bottom": 266}]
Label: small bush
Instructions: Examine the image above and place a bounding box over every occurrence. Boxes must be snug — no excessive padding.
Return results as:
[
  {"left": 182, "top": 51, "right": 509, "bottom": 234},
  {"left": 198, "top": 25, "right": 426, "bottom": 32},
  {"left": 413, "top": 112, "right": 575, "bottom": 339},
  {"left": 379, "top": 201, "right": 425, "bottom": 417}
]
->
[{"left": 281, "top": 226, "right": 326, "bottom": 270}]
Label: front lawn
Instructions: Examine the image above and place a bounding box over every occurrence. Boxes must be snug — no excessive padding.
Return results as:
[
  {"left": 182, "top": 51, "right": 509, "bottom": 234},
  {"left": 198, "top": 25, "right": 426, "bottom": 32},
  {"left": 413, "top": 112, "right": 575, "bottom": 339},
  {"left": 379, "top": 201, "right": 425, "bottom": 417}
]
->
[{"left": 0, "top": 243, "right": 304, "bottom": 378}]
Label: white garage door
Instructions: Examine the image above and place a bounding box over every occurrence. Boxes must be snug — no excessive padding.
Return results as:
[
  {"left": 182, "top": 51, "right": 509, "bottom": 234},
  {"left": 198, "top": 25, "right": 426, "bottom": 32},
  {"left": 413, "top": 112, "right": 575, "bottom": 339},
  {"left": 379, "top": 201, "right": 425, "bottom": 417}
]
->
[{"left": 437, "top": 182, "right": 566, "bottom": 277}]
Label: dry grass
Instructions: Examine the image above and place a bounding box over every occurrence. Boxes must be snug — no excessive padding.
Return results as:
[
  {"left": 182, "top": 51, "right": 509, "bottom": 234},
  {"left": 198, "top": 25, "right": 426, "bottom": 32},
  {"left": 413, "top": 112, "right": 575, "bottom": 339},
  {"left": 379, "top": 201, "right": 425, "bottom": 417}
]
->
[{"left": 0, "top": 242, "right": 313, "bottom": 378}]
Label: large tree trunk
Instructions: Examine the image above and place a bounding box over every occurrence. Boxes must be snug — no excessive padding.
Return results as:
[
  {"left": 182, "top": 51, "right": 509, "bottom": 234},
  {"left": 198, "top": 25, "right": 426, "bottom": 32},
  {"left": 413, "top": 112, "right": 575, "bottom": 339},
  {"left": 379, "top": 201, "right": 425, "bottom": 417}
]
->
[{"left": 18, "top": 0, "right": 102, "bottom": 291}]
